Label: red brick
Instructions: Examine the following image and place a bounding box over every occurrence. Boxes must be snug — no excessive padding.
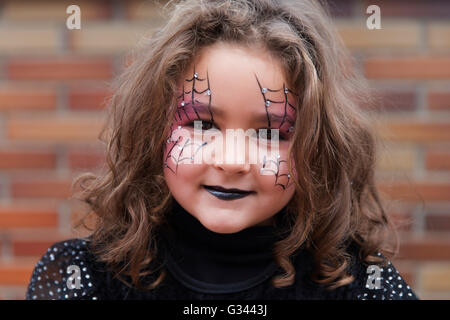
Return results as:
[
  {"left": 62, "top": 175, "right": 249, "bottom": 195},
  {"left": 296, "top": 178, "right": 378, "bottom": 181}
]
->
[
  {"left": 426, "top": 150, "right": 450, "bottom": 171},
  {"left": 337, "top": 22, "right": 420, "bottom": 49},
  {"left": 378, "top": 181, "right": 450, "bottom": 202},
  {"left": 68, "top": 149, "right": 105, "bottom": 169},
  {"left": 125, "top": 0, "right": 178, "bottom": 20},
  {"left": 421, "top": 265, "right": 450, "bottom": 292},
  {"left": 428, "top": 91, "right": 450, "bottom": 111},
  {"left": 7, "top": 57, "right": 114, "bottom": 80},
  {"left": 379, "top": 121, "right": 450, "bottom": 142},
  {"left": 325, "top": 0, "right": 355, "bottom": 17},
  {"left": 0, "top": 88, "right": 56, "bottom": 110},
  {"left": 68, "top": 22, "right": 154, "bottom": 53},
  {"left": 397, "top": 236, "right": 450, "bottom": 260},
  {"left": 429, "top": 24, "right": 450, "bottom": 50},
  {"left": 364, "top": 90, "right": 416, "bottom": 112},
  {"left": 12, "top": 239, "right": 64, "bottom": 257},
  {"left": 0, "top": 149, "right": 56, "bottom": 170},
  {"left": 0, "top": 206, "right": 58, "bottom": 228},
  {"left": 363, "top": 0, "right": 450, "bottom": 18},
  {"left": 365, "top": 57, "right": 450, "bottom": 79},
  {"left": 0, "top": 263, "right": 34, "bottom": 285},
  {"left": 68, "top": 87, "right": 111, "bottom": 110},
  {"left": 11, "top": 179, "right": 72, "bottom": 199},
  {"left": 1, "top": 1, "right": 112, "bottom": 20},
  {"left": 426, "top": 214, "right": 450, "bottom": 232},
  {"left": 377, "top": 145, "right": 415, "bottom": 173},
  {"left": 7, "top": 116, "right": 104, "bottom": 142}
]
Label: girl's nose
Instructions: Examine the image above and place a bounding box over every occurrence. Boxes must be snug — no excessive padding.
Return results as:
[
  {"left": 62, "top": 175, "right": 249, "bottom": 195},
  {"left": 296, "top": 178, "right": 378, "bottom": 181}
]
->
[
  {"left": 212, "top": 160, "right": 251, "bottom": 175},
  {"left": 210, "top": 143, "right": 251, "bottom": 174},
  {"left": 207, "top": 130, "right": 253, "bottom": 174}
]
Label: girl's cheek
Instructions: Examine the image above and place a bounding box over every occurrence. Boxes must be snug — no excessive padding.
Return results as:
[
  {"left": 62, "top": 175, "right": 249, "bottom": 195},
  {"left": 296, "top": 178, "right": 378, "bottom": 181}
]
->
[
  {"left": 164, "top": 120, "right": 204, "bottom": 172},
  {"left": 253, "top": 141, "right": 288, "bottom": 188},
  {"left": 277, "top": 124, "right": 297, "bottom": 182},
  {"left": 163, "top": 121, "right": 185, "bottom": 170}
]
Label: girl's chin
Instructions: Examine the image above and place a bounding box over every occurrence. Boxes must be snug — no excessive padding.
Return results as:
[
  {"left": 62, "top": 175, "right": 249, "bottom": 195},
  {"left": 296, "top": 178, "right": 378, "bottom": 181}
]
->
[{"left": 196, "top": 215, "right": 249, "bottom": 234}]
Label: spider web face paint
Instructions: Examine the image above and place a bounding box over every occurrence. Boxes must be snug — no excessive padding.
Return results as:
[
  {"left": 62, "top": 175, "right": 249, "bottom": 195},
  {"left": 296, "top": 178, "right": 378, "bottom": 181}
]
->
[
  {"left": 174, "top": 69, "right": 214, "bottom": 123},
  {"left": 163, "top": 68, "right": 297, "bottom": 191},
  {"left": 254, "top": 74, "right": 297, "bottom": 190},
  {"left": 255, "top": 73, "right": 297, "bottom": 136},
  {"left": 260, "top": 153, "right": 293, "bottom": 190},
  {"left": 164, "top": 67, "right": 212, "bottom": 174}
]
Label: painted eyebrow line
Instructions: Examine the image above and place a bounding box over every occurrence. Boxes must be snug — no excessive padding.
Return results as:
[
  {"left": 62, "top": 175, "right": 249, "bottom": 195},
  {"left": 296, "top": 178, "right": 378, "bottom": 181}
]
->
[{"left": 180, "top": 100, "right": 296, "bottom": 125}]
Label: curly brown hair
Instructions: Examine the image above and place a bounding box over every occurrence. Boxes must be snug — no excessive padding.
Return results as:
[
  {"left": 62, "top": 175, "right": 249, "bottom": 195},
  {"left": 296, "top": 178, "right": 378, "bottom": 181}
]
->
[{"left": 71, "top": 0, "right": 399, "bottom": 291}]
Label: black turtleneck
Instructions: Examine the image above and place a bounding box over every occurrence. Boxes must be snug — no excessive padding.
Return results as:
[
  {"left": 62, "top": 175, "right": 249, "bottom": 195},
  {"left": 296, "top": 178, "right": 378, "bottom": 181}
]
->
[
  {"left": 159, "top": 200, "right": 287, "bottom": 294},
  {"left": 25, "top": 197, "right": 420, "bottom": 300}
]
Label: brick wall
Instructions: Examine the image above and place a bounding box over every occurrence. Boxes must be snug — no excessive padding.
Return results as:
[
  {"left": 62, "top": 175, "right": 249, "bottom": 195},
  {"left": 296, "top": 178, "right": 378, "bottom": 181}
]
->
[{"left": 0, "top": 0, "right": 449, "bottom": 300}]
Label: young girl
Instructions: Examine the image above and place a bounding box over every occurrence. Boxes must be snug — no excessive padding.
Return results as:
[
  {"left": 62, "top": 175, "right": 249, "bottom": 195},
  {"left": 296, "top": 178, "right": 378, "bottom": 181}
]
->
[{"left": 26, "top": 0, "right": 418, "bottom": 300}]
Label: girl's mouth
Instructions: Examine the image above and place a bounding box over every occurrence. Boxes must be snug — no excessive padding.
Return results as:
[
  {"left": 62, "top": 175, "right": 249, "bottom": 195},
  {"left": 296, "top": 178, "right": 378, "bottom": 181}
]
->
[{"left": 202, "top": 185, "right": 255, "bottom": 201}]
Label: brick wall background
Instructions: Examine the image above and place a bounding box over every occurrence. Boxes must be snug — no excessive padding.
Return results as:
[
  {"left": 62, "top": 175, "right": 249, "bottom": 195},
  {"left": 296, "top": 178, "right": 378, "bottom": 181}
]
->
[{"left": 0, "top": 0, "right": 449, "bottom": 300}]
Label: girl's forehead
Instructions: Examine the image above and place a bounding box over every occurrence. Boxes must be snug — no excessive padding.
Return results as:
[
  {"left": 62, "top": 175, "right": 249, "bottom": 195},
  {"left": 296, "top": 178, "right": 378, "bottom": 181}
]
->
[
  {"left": 184, "top": 43, "right": 288, "bottom": 89},
  {"left": 178, "top": 43, "right": 296, "bottom": 111}
]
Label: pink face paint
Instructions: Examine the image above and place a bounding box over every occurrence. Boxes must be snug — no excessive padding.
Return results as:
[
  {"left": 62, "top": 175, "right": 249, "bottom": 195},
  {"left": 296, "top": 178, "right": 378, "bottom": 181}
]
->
[{"left": 175, "top": 100, "right": 211, "bottom": 125}]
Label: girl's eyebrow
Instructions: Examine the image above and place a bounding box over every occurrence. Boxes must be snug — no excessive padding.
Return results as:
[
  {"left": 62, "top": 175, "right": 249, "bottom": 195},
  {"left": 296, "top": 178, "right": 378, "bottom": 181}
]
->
[{"left": 185, "top": 100, "right": 296, "bottom": 125}]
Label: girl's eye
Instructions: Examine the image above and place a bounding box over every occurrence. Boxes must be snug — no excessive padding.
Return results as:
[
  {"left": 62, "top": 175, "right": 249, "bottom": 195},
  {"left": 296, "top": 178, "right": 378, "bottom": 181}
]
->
[{"left": 186, "top": 120, "right": 217, "bottom": 131}]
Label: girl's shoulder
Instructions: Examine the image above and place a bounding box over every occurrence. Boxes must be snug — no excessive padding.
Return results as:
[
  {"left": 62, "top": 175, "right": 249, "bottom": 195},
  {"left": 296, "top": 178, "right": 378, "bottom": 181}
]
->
[
  {"left": 291, "top": 241, "right": 419, "bottom": 300},
  {"left": 343, "top": 241, "right": 419, "bottom": 300},
  {"left": 26, "top": 237, "right": 102, "bottom": 300}
]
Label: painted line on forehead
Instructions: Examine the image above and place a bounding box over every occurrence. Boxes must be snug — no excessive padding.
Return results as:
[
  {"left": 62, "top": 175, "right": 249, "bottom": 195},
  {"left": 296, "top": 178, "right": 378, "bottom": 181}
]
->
[
  {"left": 190, "top": 66, "right": 200, "bottom": 120},
  {"left": 280, "top": 83, "right": 298, "bottom": 130},
  {"left": 185, "top": 65, "right": 206, "bottom": 82},
  {"left": 175, "top": 84, "right": 195, "bottom": 121}
]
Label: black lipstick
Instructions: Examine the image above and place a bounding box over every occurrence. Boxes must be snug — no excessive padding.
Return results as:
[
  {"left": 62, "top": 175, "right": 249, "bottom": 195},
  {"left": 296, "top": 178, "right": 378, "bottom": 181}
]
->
[{"left": 203, "top": 185, "right": 254, "bottom": 201}]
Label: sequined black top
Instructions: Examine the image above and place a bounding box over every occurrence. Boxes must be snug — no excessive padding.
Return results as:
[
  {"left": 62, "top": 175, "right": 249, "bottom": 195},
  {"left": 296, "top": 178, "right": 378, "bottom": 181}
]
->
[{"left": 25, "top": 202, "right": 419, "bottom": 300}]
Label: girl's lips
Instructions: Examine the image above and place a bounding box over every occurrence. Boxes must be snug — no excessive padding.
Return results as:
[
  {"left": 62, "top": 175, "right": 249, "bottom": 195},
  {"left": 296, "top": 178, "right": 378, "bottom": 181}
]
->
[
  {"left": 202, "top": 185, "right": 255, "bottom": 201},
  {"left": 203, "top": 185, "right": 254, "bottom": 194}
]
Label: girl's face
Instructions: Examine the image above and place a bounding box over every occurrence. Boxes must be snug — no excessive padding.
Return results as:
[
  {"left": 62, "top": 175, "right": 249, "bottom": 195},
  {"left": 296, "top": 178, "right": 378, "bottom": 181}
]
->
[{"left": 163, "top": 42, "right": 297, "bottom": 234}]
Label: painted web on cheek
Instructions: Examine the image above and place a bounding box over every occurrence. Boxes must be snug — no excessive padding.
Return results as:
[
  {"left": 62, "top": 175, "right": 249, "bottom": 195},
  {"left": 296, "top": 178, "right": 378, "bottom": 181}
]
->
[
  {"left": 260, "top": 154, "right": 292, "bottom": 190},
  {"left": 164, "top": 69, "right": 212, "bottom": 174}
]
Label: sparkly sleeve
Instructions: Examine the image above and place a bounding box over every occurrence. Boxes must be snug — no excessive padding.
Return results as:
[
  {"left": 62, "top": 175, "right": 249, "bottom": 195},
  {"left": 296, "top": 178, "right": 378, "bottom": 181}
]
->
[
  {"left": 355, "top": 253, "right": 419, "bottom": 300},
  {"left": 25, "top": 238, "right": 100, "bottom": 300}
]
